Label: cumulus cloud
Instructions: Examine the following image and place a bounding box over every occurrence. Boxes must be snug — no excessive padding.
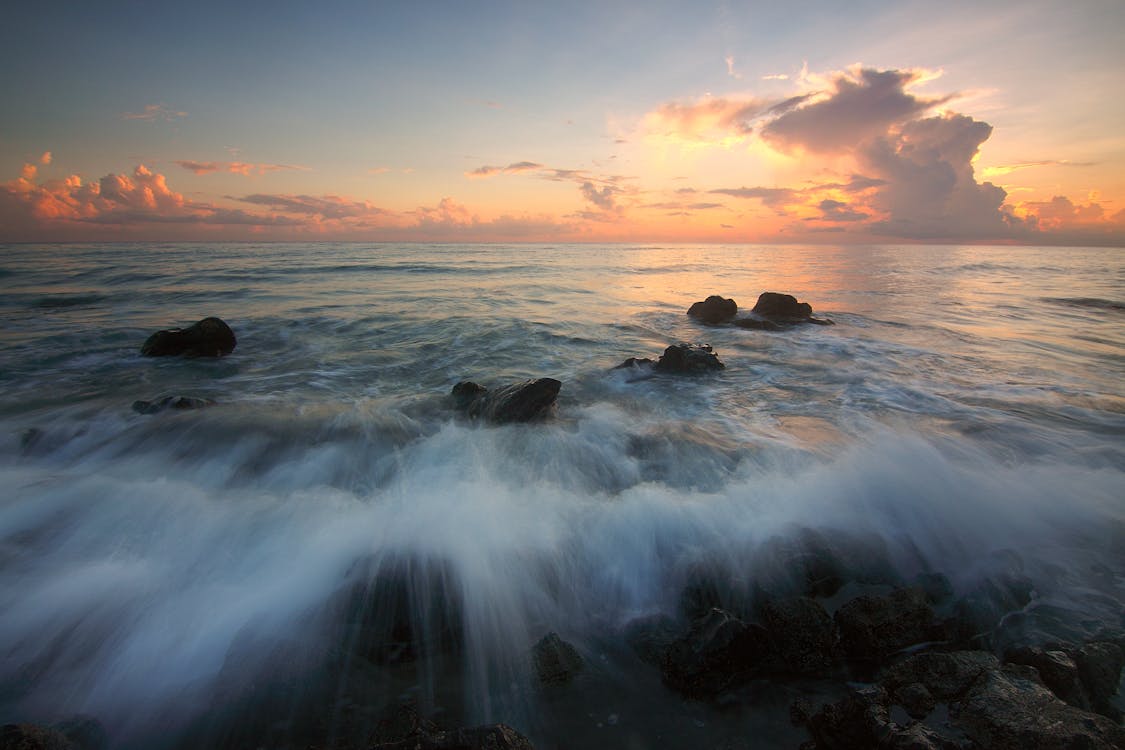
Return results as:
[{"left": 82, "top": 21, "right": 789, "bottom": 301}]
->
[
  {"left": 1021, "top": 196, "right": 1107, "bottom": 229},
  {"left": 644, "top": 97, "right": 773, "bottom": 140},
  {"left": 39, "top": 151, "right": 52, "bottom": 165},
  {"left": 761, "top": 68, "right": 948, "bottom": 154},
  {"left": 580, "top": 181, "right": 618, "bottom": 211},
  {"left": 175, "top": 161, "right": 308, "bottom": 176},
  {"left": 122, "top": 104, "right": 187, "bottom": 122}
]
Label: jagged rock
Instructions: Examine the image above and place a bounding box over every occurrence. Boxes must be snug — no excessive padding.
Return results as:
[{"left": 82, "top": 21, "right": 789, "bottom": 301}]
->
[
  {"left": 132, "top": 395, "right": 215, "bottom": 415},
  {"left": 761, "top": 597, "right": 836, "bottom": 675},
  {"left": 661, "top": 608, "right": 772, "bottom": 697},
  {"left": 654, "top": 343, "right": 725, "bottom": 373},
  {"left": 955, "top": 664, "right": 1125, "bottom": 750},
  {"left": 532, "top": 632, "right": 583, "bottom": 686},
  {"left": 0, "top": 724, "right": 74, "bottom": 750},
  {"left": 835, "top": 587, "right": 934, "bottom": 663},
  {"left": 140, "top": 316, "right": 236, "bottom": 357},
  {"left": 687, "top": 295, "right": 738, "bottom": 324},
  {"left": 893, "top": 682, "right": 936, "bottom": 720},
  {"left": 369, "top": 723, "right": 536, "bottom": 750},
  {"left": 1075, "top": 641, "right": 1125, "bottom": 720},
  {"left": 450, "top": 378, "right": 560, "bottom": 423},
  {"left": 1004, "top": 646, "right": 1088, "bottom": 710},
  {"left": 623, "top": 613, "right": 681, "bottom": 666},
  {"left": 881, "top": 651, "right": 1000, "bottom": 701}
]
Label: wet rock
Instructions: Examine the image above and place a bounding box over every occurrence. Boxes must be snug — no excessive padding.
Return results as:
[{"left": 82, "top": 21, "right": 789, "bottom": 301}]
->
[
  {"left": 687, "top": 295, "right": 738, "bottom": 324},
  {"left": 654, "top": 343, "right": 725, "bottom": 373},
  {"left": 913, "top": 572, "right": 954, "bottom": 605},
  {"left": 132, "top": 395, "right": 215, "bottom": 415},
  {"left": 368, "top": 702, "right": 441, "bottom": 746},
  {"left": 623, "top": 613, "right": 681, "bottom": 666},
  {"left": 955, "top": 664, "right": 1125, "bottom": 750},
  {"left": 661, "top": 608, "right": 772, "bottom": 698},
  {"left": 532, "top": 632, "right": 583, "bottom": 686},
  {"left": 1075, "top": 641, "right": 1125, "bottom": 720},
  {"left": 369, "top": 723, "right": 536, "bottom": 750},
  {"left": 761, "top": 597, "right": 836, "bottom": 676},
  {"left": 450, "top": 378, "right": 561, "bottom": 423},
  {"left": 140, "top": 316, "right": 236, "bottom": 357},
  {"left": 805, "top": 684, "right": 893, "bottom": 750},
  {"left": 893, "top": 682, "right": 936, "bottom": 720},
  {"left": 734, "top": 292, "right": 833, "bottom": 329},
  {"left": 0, "top": 724, "right": 74, "bottom": 750},
  {"left": 948, "top": 571, "right": 1036, "bottom": 648},
  {"left": 1004, "top": 645, "right": 1088, "bottom": 710},
  {"left": 881, "top": 651, "right": 1000, "bottom": 701},
  {"left": 835, "top": 587, "right": 934, "bottom": 663}
]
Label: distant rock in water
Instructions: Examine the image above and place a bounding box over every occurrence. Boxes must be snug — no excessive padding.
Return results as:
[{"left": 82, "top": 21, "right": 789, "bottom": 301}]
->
[
  {"left": 132, "top": 396, "right": 215, "bottom": 415},
  {"left": 615, "top": 343, "right": 725, "bottom": 375},
  {"left": 687, "top": 295, "right": 738, "bottom": 324},
  {"left": 450, "top": 378, "right": 561, "bottom": 423},
  {"left": 140, "top": 316, "right": 237, "bottom": 357},
  {"left": 734, "top": 292, "right": 833, "bottom": 328}
]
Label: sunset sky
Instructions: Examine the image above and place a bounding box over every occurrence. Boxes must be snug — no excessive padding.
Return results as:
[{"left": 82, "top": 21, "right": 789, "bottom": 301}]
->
[{"left": 2, "top": 0, "right": 1124, "bottom": 244}]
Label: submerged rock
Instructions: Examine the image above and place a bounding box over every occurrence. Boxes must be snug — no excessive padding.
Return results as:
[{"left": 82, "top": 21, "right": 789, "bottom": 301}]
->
[
  {"left": 687, "top": 295, "right": 738, "bottom": 324},
  {"left": 450, "top": 378, "right": 561, "bottom": 423},
  {"left": 140, "top": 316, "right": 237, "bottom": 357},
  {"left": 132, "top": 395, "right": 215, "bottom": 415},
  {"left": 734, "top": 292, "right": 833, "bottom": 329},
  {"left": 531, "top": 632, "right": 583, "bottom": 686}
]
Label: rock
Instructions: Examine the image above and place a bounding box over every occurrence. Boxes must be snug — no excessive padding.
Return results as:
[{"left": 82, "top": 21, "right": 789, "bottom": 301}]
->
[
  {"left": 1075, "top": 641, "right": 1124, "bottom": 720},
  {"left": 893, "top": 682, "right": 936, "bottom": 720},
  {"left": 0, "top": 724, "right": 74, "bottom": 750},
  {"left": 532, "top": 632, "right": 583, "bottom": 686},
  {"left": 1004, "top": 646, "right": 1089, "bottom": 710},
  {"left": 835, "top": 587, "right": 934, "bottom": 664},
  {"left": 654, "top": 343, "right": 724, "bottom": 373},
  {"left": 955, "top": 664, "right": 1125, "bottom": 750},
  {"left": 450, "top": 378, "right": 561, "bottom": 423},
  {"left": 132, "top": 395, "right": 215, "bottom": 415},
  {"left": 913, "top": 572, "right": 954, "bottom": 605},
  {"left": 140, "top": 316, "right": 236, "bottom": 357},
  {"left": 761, "top": 597, "right": 836, "bottom": 676},
  {"left": 735, "top": 292, "right": 833, "bottom": 328},
  {"left": 881, "top": 651, "right": 1000, "bottom": 701},
  {"left": 661, "top": 608, "right": 772, "bottom": 698},
  {"left": 687, "top": 295, "right": 738, "bottom": 324},
  {"left": 623, "top": 613, "right": 681, "bottom": 666},
  {"left": 805, "top": 685, "right": 893, "bottom": 750},
  {"left": 369, "top": 723, "right": 536, "bottom": 750}
]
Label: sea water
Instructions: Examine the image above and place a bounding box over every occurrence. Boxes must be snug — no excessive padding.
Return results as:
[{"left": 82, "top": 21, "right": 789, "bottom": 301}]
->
[{"left": 0, "top": 243, "right": 1122, "bottom": 748}]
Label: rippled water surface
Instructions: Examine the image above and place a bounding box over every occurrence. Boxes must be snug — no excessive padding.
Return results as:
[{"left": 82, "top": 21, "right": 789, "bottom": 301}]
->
[{"left": 1, "top": 243, "right": 1123, "bottom": 748}]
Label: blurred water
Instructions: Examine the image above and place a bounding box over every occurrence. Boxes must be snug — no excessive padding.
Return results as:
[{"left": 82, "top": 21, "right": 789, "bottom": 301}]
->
[{"left": 0, "top": 242, "right": 1122, "bottom": 748}]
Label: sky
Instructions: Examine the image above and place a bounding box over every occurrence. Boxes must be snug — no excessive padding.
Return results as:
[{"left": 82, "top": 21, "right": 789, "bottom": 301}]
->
[{"left": 2, "top": 0, "right": 1124, "bottom": 245}]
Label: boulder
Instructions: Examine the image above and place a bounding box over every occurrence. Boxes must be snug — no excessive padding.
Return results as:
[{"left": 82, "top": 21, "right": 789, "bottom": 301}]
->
[
  {"left": 834, "top": 587, "right": 934, "bottom": 664},
  {"left": 761, "top": 597, "right": 837, "bottom": 676},
  {"left": 660, "top": 608, "right": 772, "bottom": 697},
  {"left": 654, "top": 343, "right": 725, "bottom": 373},
  {"left": 132, "top": 395, "right": 215, "bottom": 415},
  {"left": 450, "top": 378, "right": 561, "bottom": 423},
  {"left": 735, "top": 292, "right": 833, "bottom": 328},
  {"left": 1004, "top": 646, "right": 1089, "bottom": 710},
  {"left": 140, "top": 316, "right": 237, "bottom": 357},
  {"left": 1075, "top": 641, "right": 1125, "bottom": 720},
  {"left": 531, "top": 632, "right": 583, "bottom": 686},
  {"left": 687, "top": 295, "right": 738, "bottom": 324}
]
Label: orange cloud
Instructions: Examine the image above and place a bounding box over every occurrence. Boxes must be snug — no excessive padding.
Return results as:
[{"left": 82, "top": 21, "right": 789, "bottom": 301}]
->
[
  {"left": 175, "top": 160, "right": 308, "bottom": 176},
  {"left": 39, "top": 151, "right": 52, "bottom": 165}
]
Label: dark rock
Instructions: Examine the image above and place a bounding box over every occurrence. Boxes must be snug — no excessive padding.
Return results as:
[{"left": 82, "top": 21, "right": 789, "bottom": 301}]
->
[
  {"left": 531, "top": 632, "right": 583, "bottom": 686},
  {"left": 368, "top": 702, "right": 441, "bottom": 746},
  {"left": 612, "top": 356, "right": 655, "bottom": 370},
  {"left": 893, "top": 682, "right": 936, "bottom": 720},
  {"left": 881, "top": 651, "right": 999, "bottom": 701},
  {"left": 1075, "top": 641, "right": 1124, "bottom": 720},
  {"left": 835, "top": 587, "right": 934, "bottom": 663},
  {"left": 790, "top": 698, "right": 814, "bottom": 726},
  {"left": 688, "top": 295, "right": 738, "bottom": 324},
  {"left": 913, "top": 572, "right": 954, "bottom": 605},
  {"left": 735, "top": 292, "right": 833, "bottom": 328},
  {"left": 955, "top": 664, "right": 1125, "bottom": 750},
  {"left": 653, "top": 343, "right": 724, "bottom": 373},
  {"left": 369, "top": 723, "right": 536, "bottom": 750},
  {"left": 805, "top": 685, "right": 892, "bottom": 750},
  {"left": 761, "top": 597, "right": 836, "bottom": 675},
  {"left": 661, "top": 608, "right": 772, "bottom": 697},
  {"left": 1004, "top": 645, "right": 1089, "bottom": 710},
  {"left": 450, "top": 378, "right": 561, "bottom": 423},
  {"left": 140, "top": 316, "right": 236, "bottom": 357},
  {"left": 751, "top": 292, "right": 814, "bottom": 320},
  {"left": 623, "top": 613, "right": 681, "bottom": 666},
  {"left": 132, "top": 395, "right": 215, "bottom": 415},
  {"left": 0, "top": 724, "right": 74, "bottom": 750},
  {"left": 948, "top": 571, "right": 1036, "bottom": 648},
  {"left": 50, "top": 717, "right": 107, "bottom": 750}
]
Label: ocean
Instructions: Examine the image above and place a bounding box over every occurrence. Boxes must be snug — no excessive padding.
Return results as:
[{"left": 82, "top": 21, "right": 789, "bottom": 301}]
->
[{"left": 1, "top": 242, "right": 1122, "bottom": 748}]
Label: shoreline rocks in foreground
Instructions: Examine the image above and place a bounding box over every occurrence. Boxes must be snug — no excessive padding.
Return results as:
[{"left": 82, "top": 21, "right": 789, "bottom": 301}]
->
[
  {"left": 140, "top": 316, "right": 237, "bottom": 357},
  {"left": 450, "top": 378, "right": 561, "bottom": 423},
  {"left": 687, "top": 292, "right": 834, "bottom": 329}
]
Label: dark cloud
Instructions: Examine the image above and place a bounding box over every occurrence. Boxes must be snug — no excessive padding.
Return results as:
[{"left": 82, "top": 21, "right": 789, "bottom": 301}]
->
[
  {"left": 813, "top": 199, "right": 869, "bottom": 222},
  {"left": 709, "top": 186, "right": 798, "bottom": 209},
  {"left": 237, "top": 193, "right": 386, "bottom": 220},
  {"left": 762, "top": 68, "right": 948, "bottom": 154},
  {"left": 580, "top": 181, "right": 617, "bottom": 210}
]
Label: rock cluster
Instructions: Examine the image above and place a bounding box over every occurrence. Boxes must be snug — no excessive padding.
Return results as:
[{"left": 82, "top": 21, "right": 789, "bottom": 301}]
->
[{"left": 686, "top": 291, "right": 834, "bottom": 330}]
